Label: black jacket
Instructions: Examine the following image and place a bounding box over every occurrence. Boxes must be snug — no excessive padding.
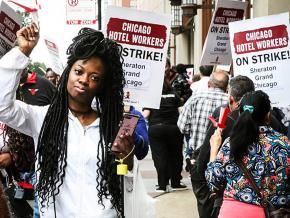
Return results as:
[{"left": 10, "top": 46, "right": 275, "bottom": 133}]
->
[{"left": 21, "top": 73, "right": 56, "bottom": 106}]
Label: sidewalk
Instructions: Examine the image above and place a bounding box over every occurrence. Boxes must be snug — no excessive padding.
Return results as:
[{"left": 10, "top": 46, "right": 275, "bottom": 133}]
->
[{"left": 139, "top": 151, "right": 199, "bottom": 218}]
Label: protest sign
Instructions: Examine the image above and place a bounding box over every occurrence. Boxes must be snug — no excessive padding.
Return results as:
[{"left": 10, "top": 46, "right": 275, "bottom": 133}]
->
[
  {"left": 200, "top": 0, "right": 247, "bottom": 65},
  {"left": 66, "top": 0, "right": 97, "bottom": 25},
  {"left": 104, "top": 6, "right": 171, "bottom": 109},
  {"left": 0, "top": 1, "right": 21, "bottom": 58},
  {"left": 44, "top": 37, "right": 64, "bottom": 75},
  {"left": 229, "top": 13, "right": 290, "bottom": 106}
]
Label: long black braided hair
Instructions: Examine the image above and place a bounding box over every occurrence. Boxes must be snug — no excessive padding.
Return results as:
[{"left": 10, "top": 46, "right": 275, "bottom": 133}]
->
[{"left": 35, "top": 28, "right": 125, "bottom": 214}]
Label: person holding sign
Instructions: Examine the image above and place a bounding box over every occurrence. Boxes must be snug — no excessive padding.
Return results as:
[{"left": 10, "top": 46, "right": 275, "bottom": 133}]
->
[
  {"left": 143, "top": 59, "right": 186, "bottom": 193},
  {"left": 192, "top": 76, "right": 288, "bottom": 218},
  {"left": 0, "top": 23, "right": 145, "bottom": 217},
  {"left": 205, "top": 91, "right": 290, "bottom": 218}
]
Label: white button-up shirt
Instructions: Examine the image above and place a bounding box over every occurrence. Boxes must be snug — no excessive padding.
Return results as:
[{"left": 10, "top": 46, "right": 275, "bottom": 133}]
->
[
  {"left": 190, "top": 76, "right": 210, "bottom": 95},
  {"left": 0, "top": 48, "right": 117, "bottom": 218}
]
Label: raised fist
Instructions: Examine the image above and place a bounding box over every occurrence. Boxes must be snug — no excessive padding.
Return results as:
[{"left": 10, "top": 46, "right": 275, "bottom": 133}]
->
[{"left": 16, "top": 23, "right": 39, "bottom": 56}]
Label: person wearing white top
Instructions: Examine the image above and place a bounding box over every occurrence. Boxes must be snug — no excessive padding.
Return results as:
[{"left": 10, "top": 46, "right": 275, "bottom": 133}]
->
[
  {"left": 0, "top": 24, "right": 136, "bottom": 218},
  {"left": 190, "top": 65, "right": 213, "bottom": 95}
]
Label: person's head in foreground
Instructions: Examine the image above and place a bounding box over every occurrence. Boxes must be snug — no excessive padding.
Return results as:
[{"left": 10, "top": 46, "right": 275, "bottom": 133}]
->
[
  {"left": 36, "top": 28, "right": 125, "bottom": 212},
  {"left": 227, "top": 75, "right": 255, "bottom": 111},
  {"left": 230, "top": 90, "right": 271, "bottom": 160}
]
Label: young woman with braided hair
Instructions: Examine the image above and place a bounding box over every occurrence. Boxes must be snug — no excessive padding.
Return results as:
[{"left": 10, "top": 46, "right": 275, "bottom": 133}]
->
[{"left": 0, "top": 24, "right": 143, "bottom": 217}]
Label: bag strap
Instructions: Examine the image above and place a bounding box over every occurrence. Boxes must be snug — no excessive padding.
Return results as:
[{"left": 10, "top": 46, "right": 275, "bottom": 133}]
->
[{"left": 236, "top": 159, "right": 267, "bottom": 207}]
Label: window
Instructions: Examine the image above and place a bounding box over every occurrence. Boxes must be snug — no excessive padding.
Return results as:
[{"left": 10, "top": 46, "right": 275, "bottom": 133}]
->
[
  {"left": 182, "top": 0, "right": 196, "bottom": 5},
  {"left": 171, "top": 5, "right": 182, "bottom": 26}
]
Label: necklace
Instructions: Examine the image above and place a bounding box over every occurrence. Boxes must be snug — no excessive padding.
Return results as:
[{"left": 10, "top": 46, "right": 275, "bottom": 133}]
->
[{"left": 69, "top": 107, "right": 93, "bottom": 115}]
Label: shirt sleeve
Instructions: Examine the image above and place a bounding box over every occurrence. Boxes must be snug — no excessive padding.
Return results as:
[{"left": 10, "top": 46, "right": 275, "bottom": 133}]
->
[
  {"left": 205, "top": 138, "right": 231, "bottom": 192},
  {"left": 195, "top": 122, "right": 216, "bottom": 180},
  {"left": 131, "top": 109, "right": 149, "bottom": 160},
  {"left": 0, "top": 48, "right": 47, "bottom": 138},
  {"left": 282, "top": 136, "right": 290, "bottom": 204},
  {"left": 177, "top": 98, "right": 192, "bottom": 134}
]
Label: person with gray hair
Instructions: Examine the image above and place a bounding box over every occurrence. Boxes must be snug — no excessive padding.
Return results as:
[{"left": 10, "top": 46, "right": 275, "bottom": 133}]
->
[
  {"left": 208, "top": 71, "right": 229, "bottom": 93},
  {"left": 178, "top": 71, "right": 229, "bottom": 160},
  {"left": 190, "top": 75, "right": 286, "bottom": 218},
  {"left": 189, "top": 75, "right": 255, "bottom": 218}
]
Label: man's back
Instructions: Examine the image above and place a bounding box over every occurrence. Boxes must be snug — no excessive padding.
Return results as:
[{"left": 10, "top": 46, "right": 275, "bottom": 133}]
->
[{"left": 178, "top": 88, "right": 228, "bottom": 151}]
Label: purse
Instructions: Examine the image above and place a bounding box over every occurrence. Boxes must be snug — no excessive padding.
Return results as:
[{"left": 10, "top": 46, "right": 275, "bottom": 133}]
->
[{"left": 236, "top": 159, "right": 290, "bottom": 218}]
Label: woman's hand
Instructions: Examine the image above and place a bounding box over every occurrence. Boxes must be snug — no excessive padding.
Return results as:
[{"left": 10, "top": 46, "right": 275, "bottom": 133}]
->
[
  {"left": 16, "top": 23, "right": 39, "bottom": 56},
  {"left": 209, "top": 128, "right": 222, "bottom": 162},
  {"left": 112, "top": 132, "right": 134, "bottom": 170}
]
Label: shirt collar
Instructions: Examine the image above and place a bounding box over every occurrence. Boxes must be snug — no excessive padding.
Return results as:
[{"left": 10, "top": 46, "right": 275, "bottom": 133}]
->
[
  {"left": 208, "top": 87, "right": 225, "bottom": 93},
  {"left": 68, "top": 109, "right": 100, "bottom": 128},
  {"left": 200, "top": 76, "right": 210, "bottom": 81}
]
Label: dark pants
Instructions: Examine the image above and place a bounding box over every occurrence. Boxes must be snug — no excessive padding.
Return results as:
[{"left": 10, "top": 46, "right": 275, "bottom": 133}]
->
[
  {"left": 191, "top": 179, "right": 215, "bottom": 218},
  {"left": 148, "top": 124, "right": 183, "bottom": 189},
  {"left": 190, "top": 164, "right": 221, "bottom": 218}
]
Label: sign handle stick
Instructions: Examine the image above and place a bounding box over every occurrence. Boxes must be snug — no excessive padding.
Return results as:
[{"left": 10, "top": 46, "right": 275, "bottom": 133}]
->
[{"left": 212, "top": 64, "right": 217, "bottom": 73}]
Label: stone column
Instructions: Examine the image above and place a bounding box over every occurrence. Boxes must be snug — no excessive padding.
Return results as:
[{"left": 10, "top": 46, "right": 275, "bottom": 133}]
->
[{"left": 193, "top": 0, "right": 203, "bottom": 73}]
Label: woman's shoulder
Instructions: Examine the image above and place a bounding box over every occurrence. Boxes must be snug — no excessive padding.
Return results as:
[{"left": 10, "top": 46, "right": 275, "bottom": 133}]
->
[
  {"left": 259, "top": 127, "right": 289, "bottom": 157},
  {"left": 268, "top": 128, "right": 289, "bottom": 148},
  {"left": 222, "top": 137, "right": 231, "bottom": 149}
]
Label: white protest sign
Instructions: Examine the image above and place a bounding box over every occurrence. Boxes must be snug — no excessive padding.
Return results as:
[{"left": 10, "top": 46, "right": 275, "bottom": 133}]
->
[
  {"left": 44, "top": 37, "right": 64, "bottom": 75},
  {"left": 66, "top": 0, "right": 97, "bottom": 25},
  {"left": 104, "top": 6, "right": 171, "bottom": 109},
  {"left": 200, "top": 0, "right": 247, "bottom": 65},
  {"left": 229, "top": 13, "right": 290, "bottom": 107},
  {"left": 0, "top": 1, "right": 21, "bottom": 58}
]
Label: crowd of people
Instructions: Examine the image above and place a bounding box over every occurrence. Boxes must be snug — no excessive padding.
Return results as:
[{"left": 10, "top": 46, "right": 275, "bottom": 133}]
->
[
  {"left": 0, "top": 24, "right": 149, "bottom": 218},
  {"left": 141, "top": 50, "right": 289, "bottom": 218},
  {"left": 0, "top": 22, "right": 289, "bottom": 218}
]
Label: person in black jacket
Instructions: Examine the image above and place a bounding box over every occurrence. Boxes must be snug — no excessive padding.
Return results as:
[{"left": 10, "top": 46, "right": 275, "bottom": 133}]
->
[
  {"left": 190, "top": 75, "right": 286, "bottom": 218},
  {"left": 171, "top": 64, "right": 192, "bottom": 104},
  {"left": 143, "top": 59, "right": 186, "bottom": 192},
  {"left": 20, "top": 69, "right": 56, "bottom": 106}
]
